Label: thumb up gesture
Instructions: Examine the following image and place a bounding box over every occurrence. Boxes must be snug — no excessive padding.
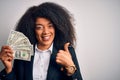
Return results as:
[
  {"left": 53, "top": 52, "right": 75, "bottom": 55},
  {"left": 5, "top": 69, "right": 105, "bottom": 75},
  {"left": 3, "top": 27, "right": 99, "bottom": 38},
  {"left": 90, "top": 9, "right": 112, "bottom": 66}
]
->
[{"left": 56, "top": 43, "right": 74, "bottom": 67}]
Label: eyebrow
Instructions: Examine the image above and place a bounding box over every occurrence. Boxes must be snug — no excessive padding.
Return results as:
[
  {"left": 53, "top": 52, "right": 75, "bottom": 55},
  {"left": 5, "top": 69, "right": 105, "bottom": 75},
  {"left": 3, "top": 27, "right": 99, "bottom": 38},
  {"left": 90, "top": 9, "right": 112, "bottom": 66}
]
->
[
  {"left": 36, "top": 22, "right": 53, "bottom": 26},
  {"left": 36, "top": 24, "right": 43, "bottom": 26}
]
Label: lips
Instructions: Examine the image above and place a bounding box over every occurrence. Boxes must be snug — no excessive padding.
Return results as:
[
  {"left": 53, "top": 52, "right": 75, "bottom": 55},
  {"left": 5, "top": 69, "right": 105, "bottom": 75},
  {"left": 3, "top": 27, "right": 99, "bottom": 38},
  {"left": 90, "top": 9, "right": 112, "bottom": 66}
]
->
[{"left": 42, "top": 36, "right": 50, "bottom": 41}]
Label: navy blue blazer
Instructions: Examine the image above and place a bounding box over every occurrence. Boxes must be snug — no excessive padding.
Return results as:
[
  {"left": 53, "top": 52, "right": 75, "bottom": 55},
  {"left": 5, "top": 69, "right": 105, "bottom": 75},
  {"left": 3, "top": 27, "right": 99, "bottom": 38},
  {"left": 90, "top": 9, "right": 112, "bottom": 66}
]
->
[{"left": 0, "top": 46, "right": 83, "bottom": 80}]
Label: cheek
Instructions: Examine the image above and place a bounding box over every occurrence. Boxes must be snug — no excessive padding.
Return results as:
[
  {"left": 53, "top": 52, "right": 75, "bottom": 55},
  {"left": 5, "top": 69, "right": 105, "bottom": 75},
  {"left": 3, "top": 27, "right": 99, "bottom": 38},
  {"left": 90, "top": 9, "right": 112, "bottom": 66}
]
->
[
  {"left": 35, "top": 31, "right": 41, "bottom": 38},
  {"left": 52, "top": 29, "right": 55, "bottom": 36}
]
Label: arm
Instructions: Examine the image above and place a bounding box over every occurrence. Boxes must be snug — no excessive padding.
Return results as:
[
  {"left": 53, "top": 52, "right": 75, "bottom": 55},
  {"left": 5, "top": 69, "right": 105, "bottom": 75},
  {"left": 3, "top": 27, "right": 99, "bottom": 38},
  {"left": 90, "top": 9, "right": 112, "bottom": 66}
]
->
[
  {"left": 68, "top": 46, "right": 83, "bottom": 80},
  {"left": 56, "top": 43, "right": 83, "bottom": 80},
  {"left": 0, "top": 69, "right": 15, "bottom": 80},
  {"left": 0, "top": 46, "right": 16, "bottom": 80}
]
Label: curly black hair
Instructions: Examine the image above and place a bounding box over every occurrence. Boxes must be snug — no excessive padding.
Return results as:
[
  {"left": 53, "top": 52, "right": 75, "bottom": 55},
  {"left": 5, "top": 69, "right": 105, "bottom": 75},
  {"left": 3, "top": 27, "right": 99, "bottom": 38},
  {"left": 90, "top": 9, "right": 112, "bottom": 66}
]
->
[{"left": 15, "top": 2, "right": 76, "bottom": 49}]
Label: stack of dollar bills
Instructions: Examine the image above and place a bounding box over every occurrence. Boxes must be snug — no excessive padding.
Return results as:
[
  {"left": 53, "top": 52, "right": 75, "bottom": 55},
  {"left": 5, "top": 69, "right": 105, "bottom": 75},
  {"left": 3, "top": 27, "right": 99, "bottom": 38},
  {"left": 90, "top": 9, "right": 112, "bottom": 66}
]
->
[{"left": 7, "top": 30, "right": 33, "bottom": 61}]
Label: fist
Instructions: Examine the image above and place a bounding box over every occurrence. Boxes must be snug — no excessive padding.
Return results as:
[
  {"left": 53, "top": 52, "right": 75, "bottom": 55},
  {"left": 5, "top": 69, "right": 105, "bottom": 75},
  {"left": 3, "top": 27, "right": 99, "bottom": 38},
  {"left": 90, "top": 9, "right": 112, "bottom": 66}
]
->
[
  {"left": 0, "top": 46, "right": 14, "bottom": 73},
  {"left": 56, "top": 43, "right": 74, "bottom": 67}
]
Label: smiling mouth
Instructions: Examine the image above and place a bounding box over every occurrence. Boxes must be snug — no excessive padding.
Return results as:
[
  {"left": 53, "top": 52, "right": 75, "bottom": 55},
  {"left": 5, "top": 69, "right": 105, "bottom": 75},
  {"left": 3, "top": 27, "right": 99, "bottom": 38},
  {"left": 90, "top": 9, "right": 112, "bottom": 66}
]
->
[{"left": 42, "top": 36, "right": 50, "bottom": 41}]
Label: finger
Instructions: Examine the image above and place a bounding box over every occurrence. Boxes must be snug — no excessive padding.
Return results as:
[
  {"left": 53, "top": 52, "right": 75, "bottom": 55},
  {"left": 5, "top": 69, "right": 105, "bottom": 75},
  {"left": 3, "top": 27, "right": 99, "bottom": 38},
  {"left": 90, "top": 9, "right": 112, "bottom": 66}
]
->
[
  {"left": 7, "top": 53, "right": 14, "bottom": 58},
  {"left": 56, "top": 53, "right": 66, "bottom": 64},
  {"left": 1, "top": 55, "right": 9, "bottom": 61},
  {"left": 1, "top": 46, "right": 13, "bottom": 54},
  {"left": 56, "top": 58, "right": 62, "bottom": 64},
  {"left": 2, "top": 46, "right": 10, "bottom": 49},
  {"left": 4, "top": 49, "right": 13, "bottom": 54},
  {"left": 57, "top": 51, "right": 65, "bottom": 58},
  {"left": 3, "top": 46, "right": 13, "bottom": 51},
  {"left": 7, "top": 56, "right": 13, "bottom": 61},
  {"left": 3, "top": 56, "right": 13, "bottom": 63},
  {"left": 64, "top": 42, "right": 70, "bottom": 52},
  {"left": 58, "top": 50, "right": 64, "bottom": 53}
]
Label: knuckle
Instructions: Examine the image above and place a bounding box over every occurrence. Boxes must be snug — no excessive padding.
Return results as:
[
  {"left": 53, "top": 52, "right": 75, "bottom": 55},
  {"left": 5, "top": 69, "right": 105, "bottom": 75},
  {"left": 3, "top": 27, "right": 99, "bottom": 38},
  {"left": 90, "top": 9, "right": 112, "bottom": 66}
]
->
[{"left": 59, "top": 50, "right": 63, "bottom": 53}]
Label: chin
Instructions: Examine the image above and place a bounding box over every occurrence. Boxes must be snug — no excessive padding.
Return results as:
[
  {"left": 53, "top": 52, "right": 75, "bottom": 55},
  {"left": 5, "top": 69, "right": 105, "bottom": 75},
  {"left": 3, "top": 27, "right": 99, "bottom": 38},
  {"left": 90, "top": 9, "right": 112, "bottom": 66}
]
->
[{"left": 43, "top": 41, "right": 52, "bottom": 46}]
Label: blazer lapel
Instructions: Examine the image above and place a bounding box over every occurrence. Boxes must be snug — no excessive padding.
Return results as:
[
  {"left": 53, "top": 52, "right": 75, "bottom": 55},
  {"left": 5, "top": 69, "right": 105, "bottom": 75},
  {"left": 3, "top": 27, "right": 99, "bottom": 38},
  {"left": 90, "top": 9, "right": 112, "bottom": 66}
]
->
[{"left": 46, "top": 46, "right": 60, "bottom": 80}]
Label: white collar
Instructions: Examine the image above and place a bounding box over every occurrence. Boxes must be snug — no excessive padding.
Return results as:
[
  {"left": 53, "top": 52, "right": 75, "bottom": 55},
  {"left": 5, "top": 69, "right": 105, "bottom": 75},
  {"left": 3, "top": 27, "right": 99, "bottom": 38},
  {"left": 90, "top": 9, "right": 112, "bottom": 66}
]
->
[{"left": 35, "top": 43, "right": 53, "bottom": 54}]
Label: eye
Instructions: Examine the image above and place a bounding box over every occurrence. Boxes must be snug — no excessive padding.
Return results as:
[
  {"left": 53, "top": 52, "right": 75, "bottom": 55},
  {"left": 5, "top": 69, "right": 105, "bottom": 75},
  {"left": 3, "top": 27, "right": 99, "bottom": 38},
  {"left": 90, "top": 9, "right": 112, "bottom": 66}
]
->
[
  {"left": 35, "top": 25, "right": 43, "bottom": 30},
  {"left": 48, "top": 23, "right": 54, "bottom": 28}
]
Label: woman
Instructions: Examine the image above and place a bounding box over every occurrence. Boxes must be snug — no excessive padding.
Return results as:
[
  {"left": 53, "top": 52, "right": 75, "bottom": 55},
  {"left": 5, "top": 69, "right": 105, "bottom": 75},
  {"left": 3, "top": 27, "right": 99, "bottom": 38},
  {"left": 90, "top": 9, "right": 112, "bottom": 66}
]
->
[{"left": 0, "top": 2, "right": 83, "bottom": 80}]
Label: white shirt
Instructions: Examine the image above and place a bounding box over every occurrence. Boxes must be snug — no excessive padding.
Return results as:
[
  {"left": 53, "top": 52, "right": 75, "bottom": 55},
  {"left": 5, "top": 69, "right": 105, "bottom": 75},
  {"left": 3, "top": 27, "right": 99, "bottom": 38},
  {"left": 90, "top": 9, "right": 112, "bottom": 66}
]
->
[{"left": 33, "top": 44, "right": 53, "bottom": 80}]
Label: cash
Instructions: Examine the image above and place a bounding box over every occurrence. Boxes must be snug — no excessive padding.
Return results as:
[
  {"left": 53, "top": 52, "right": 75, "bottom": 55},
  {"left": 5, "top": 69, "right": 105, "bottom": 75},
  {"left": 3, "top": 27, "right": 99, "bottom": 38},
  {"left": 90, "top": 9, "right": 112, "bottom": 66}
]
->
[{"left": 7, "top": 30, "right": 33, "bottom": 61}]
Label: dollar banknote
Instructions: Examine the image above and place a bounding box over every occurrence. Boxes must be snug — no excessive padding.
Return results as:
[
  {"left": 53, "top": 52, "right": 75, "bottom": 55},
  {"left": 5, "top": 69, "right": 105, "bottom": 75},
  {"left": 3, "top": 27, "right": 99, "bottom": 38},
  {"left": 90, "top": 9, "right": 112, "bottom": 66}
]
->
[
  {"left": 13, "top": 38, "right": 31, "bottom": 46},
  {"left": 12, "top": 45, "right": 33, "bottom": 56},
  {"left": 7, "top": 30, "right": 17, "bottom": 45},
  {"left": 13, "top": 50, "right": 31, "bottom": 61},
  {"left": 7, "top": 30, "right": 33, "bottom": 61}
]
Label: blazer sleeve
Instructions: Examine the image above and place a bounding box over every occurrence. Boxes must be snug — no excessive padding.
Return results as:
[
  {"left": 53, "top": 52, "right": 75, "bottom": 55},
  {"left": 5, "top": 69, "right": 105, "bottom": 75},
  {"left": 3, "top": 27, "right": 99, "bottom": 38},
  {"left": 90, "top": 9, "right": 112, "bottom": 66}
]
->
[
  {"left": 0, "top": 69, "right": 16, "bottom": 80},
  {"left": 66, "top": 46, "right": 83, "bottom": 80}
]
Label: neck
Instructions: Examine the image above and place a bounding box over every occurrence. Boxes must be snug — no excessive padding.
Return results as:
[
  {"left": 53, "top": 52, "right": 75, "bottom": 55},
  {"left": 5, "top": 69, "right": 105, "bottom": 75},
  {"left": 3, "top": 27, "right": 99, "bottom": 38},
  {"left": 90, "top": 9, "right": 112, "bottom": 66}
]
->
[{"left": 37, "top": 44, "right": 51, "bottom": 50}]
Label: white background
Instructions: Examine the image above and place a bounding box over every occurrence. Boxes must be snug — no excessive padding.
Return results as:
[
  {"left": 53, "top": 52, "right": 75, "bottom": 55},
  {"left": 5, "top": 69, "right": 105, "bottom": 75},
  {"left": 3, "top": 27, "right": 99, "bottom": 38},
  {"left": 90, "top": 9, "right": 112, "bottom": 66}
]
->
[{"left": 0, "top": 0, "right": 120, "bottom": 80}]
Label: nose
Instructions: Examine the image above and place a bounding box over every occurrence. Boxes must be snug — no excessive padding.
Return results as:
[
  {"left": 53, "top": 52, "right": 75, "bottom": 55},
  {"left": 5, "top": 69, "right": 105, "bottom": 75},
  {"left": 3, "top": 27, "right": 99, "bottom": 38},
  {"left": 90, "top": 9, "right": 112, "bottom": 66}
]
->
[{"left": 43, "top": 27, "right": 49, "bottom": 34}]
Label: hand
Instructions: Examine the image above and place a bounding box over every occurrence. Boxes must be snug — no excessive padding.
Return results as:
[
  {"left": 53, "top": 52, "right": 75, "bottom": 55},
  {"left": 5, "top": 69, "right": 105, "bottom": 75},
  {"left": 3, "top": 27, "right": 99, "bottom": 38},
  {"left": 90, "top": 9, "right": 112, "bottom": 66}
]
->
[
  {"left": 56, "top": 43, "right": 74, "bottom": 68},
  {"left": 0, "top": 46, "right": 14, "bottom": 73}
]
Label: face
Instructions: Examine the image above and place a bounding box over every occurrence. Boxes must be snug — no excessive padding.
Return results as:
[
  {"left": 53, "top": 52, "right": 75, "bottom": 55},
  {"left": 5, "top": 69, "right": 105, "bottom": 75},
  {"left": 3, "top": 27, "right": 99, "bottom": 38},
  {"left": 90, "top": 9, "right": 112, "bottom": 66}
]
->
[{"left": 35, "top": 18, "right": 55, "bottom": 49}]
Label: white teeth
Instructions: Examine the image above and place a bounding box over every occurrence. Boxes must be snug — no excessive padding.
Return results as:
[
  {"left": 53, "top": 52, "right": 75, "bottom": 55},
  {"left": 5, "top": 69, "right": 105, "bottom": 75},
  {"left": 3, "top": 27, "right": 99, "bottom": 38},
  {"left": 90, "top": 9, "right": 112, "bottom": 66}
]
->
[{"left": 42, "top": 36, "right": 50, "bottom": 41}]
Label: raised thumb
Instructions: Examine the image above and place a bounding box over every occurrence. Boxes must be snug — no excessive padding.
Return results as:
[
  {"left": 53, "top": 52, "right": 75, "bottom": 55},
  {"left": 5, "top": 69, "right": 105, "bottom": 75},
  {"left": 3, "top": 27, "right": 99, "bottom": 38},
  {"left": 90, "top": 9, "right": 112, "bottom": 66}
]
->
[{"left": 64, "top": 42, "right": 70, "bottom": 52}]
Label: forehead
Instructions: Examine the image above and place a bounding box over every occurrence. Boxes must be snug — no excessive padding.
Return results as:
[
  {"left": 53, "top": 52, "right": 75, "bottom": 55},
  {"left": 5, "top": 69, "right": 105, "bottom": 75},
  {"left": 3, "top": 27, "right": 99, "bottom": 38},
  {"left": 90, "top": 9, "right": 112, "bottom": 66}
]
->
[{"left": 35, "top": 17, "right": 51, "bottom": 24}]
